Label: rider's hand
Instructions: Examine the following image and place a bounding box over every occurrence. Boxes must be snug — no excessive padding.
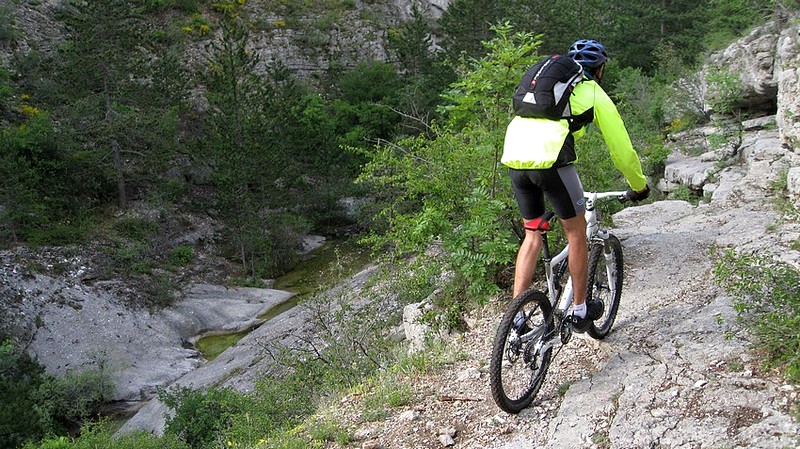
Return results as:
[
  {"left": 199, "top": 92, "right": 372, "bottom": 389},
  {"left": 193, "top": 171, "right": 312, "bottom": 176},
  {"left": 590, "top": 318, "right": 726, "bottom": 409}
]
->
[{"left": 625, "top": 185, "right": 650, "bottom": 202}]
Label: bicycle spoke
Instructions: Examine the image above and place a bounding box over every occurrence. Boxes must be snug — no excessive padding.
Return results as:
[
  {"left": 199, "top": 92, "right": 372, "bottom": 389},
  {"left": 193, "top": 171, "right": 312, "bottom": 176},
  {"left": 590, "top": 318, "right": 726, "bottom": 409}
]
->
[
  {"left": 587, "top": 236, "right": 624, "bottom": 339},
  {"left": 490, "top": 290, "right": 554, "bottom": 413}
]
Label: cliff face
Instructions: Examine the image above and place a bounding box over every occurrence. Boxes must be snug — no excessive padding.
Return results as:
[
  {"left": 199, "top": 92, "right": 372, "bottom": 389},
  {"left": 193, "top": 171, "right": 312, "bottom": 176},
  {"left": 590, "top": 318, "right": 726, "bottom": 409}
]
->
[
  {"left": 0, "top": 0, "right": 450, "bottom": 79},
  {"left": 0, "top": 0, "right": 63, "bottom": 67},
  {"left": 705, "top": 15, "right": 800, "bottom": 150},
  {"left": 244, "top": 0, "right": 450, "bottom": 77},
  {"left": 662, "top": 13, "right": 800, "bottom": 208},
  {"left": 776, "top": 18, "right": 800, "bottom": 151}
]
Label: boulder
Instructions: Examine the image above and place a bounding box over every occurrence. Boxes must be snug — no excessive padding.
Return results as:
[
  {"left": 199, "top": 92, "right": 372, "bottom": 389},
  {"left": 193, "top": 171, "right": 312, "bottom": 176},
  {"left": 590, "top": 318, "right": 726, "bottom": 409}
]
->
[
  {"left": 403, "top": 301, "right": 434, "bottom": 354},
  {"left": 661, "top": 152, "right": 714, "bottom": 192}
]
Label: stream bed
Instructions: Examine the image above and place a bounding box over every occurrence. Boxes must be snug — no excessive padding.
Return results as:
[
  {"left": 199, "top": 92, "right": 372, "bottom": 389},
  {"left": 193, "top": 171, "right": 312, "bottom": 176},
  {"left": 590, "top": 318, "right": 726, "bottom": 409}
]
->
[{"left": 194, "top": 238, "right": 371, "bottom": 360}]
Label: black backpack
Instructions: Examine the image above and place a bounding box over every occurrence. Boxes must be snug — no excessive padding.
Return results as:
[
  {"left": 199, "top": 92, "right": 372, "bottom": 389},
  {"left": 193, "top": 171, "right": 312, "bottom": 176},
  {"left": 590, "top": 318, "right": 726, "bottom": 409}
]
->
[{"left": 512, "top": 55, "right": 583, "bottom": 120}]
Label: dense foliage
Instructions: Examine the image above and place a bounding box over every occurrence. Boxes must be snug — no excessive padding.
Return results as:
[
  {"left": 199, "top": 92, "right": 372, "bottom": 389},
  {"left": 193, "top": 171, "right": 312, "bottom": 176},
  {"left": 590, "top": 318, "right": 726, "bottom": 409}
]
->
[
  {"left": 1, "top": 0, "right": 796, "bottom": 447},
  {"left": 0, "top": 0, "right": 783, "bottom": 274},
  {"left": 0, "top": 339, "right": 114, "bottom": 449}
]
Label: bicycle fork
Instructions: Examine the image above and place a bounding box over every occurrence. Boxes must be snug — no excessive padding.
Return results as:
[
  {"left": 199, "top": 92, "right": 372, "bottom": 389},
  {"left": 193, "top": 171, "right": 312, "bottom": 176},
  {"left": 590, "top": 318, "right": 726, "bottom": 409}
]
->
[{"left": 593, "top": 233, "right": 620, "bottom": 300}]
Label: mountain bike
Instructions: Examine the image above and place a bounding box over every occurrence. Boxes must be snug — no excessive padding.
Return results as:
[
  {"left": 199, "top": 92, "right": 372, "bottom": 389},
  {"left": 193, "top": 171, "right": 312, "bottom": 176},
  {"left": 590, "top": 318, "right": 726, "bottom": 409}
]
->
[{"left": 489, "top": 190, "right": 628, "bottom": 414}]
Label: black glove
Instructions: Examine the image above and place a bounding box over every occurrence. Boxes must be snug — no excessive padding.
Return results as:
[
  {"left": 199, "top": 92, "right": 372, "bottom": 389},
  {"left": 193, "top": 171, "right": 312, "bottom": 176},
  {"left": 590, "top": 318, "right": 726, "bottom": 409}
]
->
[{"left": 625, "top": 185, "right": 650, "bottom": 202}]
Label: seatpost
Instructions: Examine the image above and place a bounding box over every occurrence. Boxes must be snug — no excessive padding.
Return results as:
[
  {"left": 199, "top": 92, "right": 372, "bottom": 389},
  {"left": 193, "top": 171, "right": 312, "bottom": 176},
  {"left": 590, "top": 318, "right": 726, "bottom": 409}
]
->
[
  {"left": 540, "top": 228, "right": 551, "bottom": 261},
  {"left": 524, "top": 211, "right": 555, "bottom": 262}
]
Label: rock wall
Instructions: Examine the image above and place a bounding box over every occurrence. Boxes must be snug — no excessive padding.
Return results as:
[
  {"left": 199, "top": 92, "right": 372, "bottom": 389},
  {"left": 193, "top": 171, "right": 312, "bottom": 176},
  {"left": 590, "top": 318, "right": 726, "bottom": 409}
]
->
[
  {"left": 0, "top": 0, "right": 63, "bottom": 68},
  {"left": 664, "top": 13, "right": 800, "bottom": 205},
  {"left": 0, "top": 0, "right": 451, "bottom": 81},
  {"left": 707, "top": 22, "right": 780, "bottom": 115},
  {"left": 776, "top": 16, "right": 800, "bottom": 150},
  {"left": 703, "top": 13, "right": 800, "bottom": 149},
  {"left": 243, "top": 0, "right": 450, "bottom": 79}
]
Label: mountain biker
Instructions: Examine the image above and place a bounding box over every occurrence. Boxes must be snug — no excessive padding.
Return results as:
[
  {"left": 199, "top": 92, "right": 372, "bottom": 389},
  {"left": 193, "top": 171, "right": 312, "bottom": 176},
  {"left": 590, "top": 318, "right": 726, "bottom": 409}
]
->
[{"left": 501, "top": 39, "right": 650, "bottom": 332}]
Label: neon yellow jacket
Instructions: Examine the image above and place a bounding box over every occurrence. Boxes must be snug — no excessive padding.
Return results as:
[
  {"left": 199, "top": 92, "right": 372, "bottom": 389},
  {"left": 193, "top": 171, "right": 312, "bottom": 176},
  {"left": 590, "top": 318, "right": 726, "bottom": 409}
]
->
[{"left": 501, "top": 79, "right": 647, "bottom": 191}]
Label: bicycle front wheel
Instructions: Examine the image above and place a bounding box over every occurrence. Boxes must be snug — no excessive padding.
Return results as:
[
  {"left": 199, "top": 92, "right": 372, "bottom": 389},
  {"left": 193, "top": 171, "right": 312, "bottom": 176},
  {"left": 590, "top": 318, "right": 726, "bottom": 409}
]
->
[
  {"left": 587, "top": 234, "right": 623, "bottom": 339},
  {"left": 489, "top": 290, "right": 553, "bottom": 414}
]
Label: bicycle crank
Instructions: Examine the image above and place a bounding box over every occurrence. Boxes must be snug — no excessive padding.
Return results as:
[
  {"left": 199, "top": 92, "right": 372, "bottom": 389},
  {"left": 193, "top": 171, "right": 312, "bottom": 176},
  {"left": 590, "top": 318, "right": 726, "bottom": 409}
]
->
[{"left": 559, "top": 318, "right": 573, "bottom": 344}]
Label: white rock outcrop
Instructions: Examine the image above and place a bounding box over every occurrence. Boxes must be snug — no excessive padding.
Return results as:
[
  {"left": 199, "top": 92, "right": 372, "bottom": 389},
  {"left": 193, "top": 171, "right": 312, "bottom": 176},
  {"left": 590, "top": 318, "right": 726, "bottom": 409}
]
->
[{"left": 776, "top": 17, "right": 800, "bottom": 149}]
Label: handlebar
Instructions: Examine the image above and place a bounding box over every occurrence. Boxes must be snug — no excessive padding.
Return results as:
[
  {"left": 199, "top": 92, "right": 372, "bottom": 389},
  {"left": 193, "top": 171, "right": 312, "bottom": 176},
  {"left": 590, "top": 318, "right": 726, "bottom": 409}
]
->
[
  {"left": 584, "top": 190, "right": 628, "bottom": 203},
  {"left": 586, "top": 190, "right": 633, "bottom": 205},
  {"left": 530, "top": 190, "right": 629, "bottom": 229}
]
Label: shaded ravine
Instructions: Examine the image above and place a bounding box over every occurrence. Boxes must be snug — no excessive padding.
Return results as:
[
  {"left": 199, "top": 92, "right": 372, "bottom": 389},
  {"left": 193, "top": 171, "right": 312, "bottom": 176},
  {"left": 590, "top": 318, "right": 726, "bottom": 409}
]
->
[{"left": 117, "top": 238, "right": 375, "bottom": 435}]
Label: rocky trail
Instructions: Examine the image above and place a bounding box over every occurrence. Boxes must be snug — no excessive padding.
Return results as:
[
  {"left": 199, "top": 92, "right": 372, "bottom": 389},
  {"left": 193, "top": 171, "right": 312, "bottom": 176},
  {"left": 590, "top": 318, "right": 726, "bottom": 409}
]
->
[{"left": 332, "top": 123, "right": 800, "bottom": 449}]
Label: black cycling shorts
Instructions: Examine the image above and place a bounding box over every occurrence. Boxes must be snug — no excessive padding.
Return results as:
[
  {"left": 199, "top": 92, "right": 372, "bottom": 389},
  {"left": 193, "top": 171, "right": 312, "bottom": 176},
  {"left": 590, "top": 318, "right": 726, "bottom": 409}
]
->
[{"left": 509, "top": 164, "right": 585, "bottom": 220}]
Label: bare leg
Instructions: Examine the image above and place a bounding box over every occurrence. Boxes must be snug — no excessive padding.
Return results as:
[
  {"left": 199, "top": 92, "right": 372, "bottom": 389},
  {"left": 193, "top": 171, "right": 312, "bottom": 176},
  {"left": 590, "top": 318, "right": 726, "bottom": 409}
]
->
[
  {"left": 512, "top": 226, "right": 543, "bottom": 298},
  {"left": 560, "top": 214, "right": 588, "bottom": 305}
]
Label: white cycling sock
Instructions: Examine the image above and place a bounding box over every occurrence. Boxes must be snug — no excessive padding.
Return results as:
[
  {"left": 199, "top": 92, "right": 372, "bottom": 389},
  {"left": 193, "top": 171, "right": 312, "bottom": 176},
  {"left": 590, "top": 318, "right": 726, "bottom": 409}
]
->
[{"left": 573, "top": 302, "right": 587, "bottom": 319}]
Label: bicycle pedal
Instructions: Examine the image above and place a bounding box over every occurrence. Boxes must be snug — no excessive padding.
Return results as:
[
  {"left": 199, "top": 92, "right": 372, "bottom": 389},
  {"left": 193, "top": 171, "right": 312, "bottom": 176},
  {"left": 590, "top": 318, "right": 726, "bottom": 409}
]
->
[{"left": 560, "top": 321, "right": 573, "bottom": 344}]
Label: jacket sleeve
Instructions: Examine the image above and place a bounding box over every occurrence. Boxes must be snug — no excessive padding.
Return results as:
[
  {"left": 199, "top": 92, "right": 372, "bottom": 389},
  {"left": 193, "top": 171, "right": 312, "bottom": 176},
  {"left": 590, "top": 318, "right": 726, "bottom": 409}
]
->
[{"left": 579, "top": 83, "right": 648, "bottom": 191}]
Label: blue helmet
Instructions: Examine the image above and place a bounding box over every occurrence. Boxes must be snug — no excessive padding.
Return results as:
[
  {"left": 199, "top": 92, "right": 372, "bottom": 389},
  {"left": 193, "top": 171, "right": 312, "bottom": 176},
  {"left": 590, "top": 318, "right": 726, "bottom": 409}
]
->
[{"left": 567, "top": 39, "right": 609, "bottom": 69}]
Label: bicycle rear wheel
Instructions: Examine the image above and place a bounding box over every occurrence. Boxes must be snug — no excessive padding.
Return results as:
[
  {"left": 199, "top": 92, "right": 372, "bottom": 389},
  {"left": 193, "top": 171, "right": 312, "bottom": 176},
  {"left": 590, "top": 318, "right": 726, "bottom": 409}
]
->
[
  {"left": 489, "top": 290, "right": 553, "bottom": 413},
  {"left": 587, "top": 234, "right": 623, "bottom": 339}
]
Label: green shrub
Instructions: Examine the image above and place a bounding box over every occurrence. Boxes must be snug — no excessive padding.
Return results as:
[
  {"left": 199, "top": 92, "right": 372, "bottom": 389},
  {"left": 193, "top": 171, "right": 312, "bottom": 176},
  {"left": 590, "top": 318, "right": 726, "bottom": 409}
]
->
[
  {"left": 161, "top": 386, "right": 254, "bottom": 449},
  {"left": 0, "top": 339, "right": 52, "bottom": 448},
  {"left": 26, "top": 424, "right": 190, "bottom": 449},
  {"left": 222, "top": 211, "right": 308, "bottom": 280},
  {"left": 27, "top": 436, "right": 72, "bottom": 449},
  {"left": 0, "top": 68, "right": 12, "bottom": 105},
  {"left": 0, "top": 113, "right": 97, "bottom": 246},
  {"left": 610, "top": 65, "right": 664, "bottom": 135},
  {"left": 0, "top": 5, "right": 18, "bottom": 43},
  {"left": 39, "top": 366, "right": 115, "bottom": 427},
  {"left": 356, "top": 24, "right": 536, "bottom": 302},
  {"left": 114, "top": 217, "right": 160, "bottom": 241},
  {"left": 667, "top": 184, "right": 700, "bottom": 204},
  {"left": 307, "top": 419, "right": 351, "bottom": 446},
  {"left": 216, "top": 369, "right": 318, "bottom": 446},
  {"left": 168, "top": 245, "right": 194, "bottom": 266},
  {"left": 143, "top": 273, "right": 177, "bottom": 309},
  {"left": 174, "top": 0, "right": 200, "bottom": 13},
  {"left": 770, "top": 169, "right": 799, "bottom": 219},
  {"left": 0, "top": 338, "right": 114, "bottom": 448},
  {"left": 153, "top": 179, "right": 187, "bottom": 205},
  {"left": 26, "top": 220, "right": 92, "bottom": 247},
  {"left": 641, "top": 143, "right": 671, "bottom": 178},
  {"left": 113, "top": 241, "right": 150, "bottom": 273},
  {"left": 713, "top": 249, "right": 800, "bottom": 382},
  {"left": 706, "top": 67, "right": 744, "bottom": 116}
]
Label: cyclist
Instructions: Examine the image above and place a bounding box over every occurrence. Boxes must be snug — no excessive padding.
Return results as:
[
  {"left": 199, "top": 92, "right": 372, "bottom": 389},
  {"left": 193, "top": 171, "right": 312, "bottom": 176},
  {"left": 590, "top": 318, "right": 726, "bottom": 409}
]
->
[{"left": 501, "top": 39, "right": 650, "bottom": 331}]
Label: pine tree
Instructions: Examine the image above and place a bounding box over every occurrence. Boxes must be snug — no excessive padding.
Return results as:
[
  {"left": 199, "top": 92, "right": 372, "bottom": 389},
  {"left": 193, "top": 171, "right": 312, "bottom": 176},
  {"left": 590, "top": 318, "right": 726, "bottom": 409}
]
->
[{"left": 56, "top": 0, "right": 149, "bottom": 210}]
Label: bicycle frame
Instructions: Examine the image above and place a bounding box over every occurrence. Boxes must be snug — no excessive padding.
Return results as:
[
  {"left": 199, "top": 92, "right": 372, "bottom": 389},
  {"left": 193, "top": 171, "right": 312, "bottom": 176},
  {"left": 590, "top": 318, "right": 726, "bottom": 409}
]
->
[
  {"left": 527, "top": 191, "right": 626, "bottom": 348},
  {"left": 490, "top": 190, "right": 628, "bottom": 413}
]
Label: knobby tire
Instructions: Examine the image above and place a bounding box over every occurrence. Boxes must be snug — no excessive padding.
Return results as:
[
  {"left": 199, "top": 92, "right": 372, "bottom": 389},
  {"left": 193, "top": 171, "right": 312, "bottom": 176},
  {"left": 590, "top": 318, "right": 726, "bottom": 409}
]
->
[
  {"left": 489, "top": 290, "right": 554, "bottom": 414},
  {"left": 587, "top": 234, "right": 623, "bottom": 339}
]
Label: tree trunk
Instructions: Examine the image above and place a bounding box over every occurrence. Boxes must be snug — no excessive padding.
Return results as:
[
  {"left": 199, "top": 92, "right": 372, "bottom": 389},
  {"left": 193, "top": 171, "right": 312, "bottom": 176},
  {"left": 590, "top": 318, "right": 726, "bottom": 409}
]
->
[
  {"left": 111, "top": 138, "right": 127, "bottom": 210},
  {"left": 104, "top": 81, "right": 126, "bottom": 210}
]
